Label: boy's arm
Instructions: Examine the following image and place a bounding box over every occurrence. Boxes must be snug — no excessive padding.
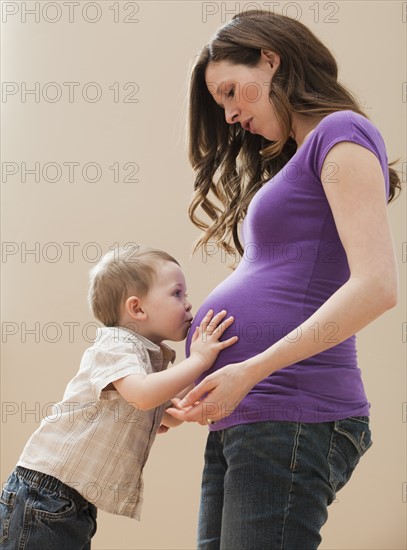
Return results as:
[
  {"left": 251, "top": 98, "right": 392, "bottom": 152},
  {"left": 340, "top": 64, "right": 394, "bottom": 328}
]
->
[{"left": 112, "top": 310, "right": 237, "bottom": 411}]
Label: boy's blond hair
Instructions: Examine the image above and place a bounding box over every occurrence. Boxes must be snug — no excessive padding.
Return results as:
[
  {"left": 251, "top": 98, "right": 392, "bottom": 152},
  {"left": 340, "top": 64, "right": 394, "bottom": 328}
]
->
[{"left": 88, "top": 246, "right": 179, "bottom": 326}]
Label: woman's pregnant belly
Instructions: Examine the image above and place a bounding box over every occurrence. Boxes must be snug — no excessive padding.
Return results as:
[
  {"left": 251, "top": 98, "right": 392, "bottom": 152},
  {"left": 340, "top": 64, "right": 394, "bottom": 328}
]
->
[
  {"left": 185, "top": 262, "right": 363, "bottom": 427},
  {"left": 186, "top": 265, "right": 311, "bottom": 384},
  {"left": 186, "top": 260, "right": 357, "bottom": 388}
]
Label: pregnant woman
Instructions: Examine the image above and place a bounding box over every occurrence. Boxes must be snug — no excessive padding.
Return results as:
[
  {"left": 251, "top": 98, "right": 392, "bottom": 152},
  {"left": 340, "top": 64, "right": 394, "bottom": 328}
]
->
[{"left": 167, "top": 10, "right": 400, "bottom": 549}]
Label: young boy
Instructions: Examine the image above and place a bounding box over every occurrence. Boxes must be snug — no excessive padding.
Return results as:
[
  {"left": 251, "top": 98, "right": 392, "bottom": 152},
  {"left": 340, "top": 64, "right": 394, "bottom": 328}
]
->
[{"left": 0, "top": 246, "right": 236, "bottom": 549}]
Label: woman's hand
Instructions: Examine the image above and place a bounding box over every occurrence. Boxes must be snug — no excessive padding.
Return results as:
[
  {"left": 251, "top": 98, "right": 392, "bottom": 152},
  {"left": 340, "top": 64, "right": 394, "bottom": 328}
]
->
[{"left": 166, "top": 362, "right": 254, "bottom": 424}]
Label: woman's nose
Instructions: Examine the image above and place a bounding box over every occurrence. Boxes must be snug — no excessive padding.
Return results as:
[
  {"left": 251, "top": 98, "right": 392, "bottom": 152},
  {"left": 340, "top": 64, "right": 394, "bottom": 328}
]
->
[{"left": 225, "top": 107, "right": 239, "bottom": 125}]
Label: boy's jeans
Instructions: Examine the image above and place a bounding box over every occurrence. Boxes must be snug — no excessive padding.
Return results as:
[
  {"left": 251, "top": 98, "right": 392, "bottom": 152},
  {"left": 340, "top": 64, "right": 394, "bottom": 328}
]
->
[
  {"left": 198, "top": 417, "right": 372, "bottom": 550},
  {"left": 0, "top": 467, "right": 97, "bottom": 549}
]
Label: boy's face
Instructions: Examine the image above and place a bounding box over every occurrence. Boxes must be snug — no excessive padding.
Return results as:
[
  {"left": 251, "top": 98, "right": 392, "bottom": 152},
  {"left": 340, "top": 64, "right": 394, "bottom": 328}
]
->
[{"left": 140, "top": 261, "right": 193, "bottom": 344}]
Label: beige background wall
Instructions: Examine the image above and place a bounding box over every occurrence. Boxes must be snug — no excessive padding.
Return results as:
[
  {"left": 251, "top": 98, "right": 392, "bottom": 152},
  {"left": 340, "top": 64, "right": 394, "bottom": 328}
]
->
[{"left": 1, "top": 1, "right": 406, "bottom": 548}]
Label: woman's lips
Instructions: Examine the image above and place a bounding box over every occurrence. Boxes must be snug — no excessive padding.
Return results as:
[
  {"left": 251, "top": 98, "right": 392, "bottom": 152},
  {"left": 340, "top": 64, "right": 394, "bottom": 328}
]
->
[{"left": 243, "top": 118, "right": 254, "bottom": 133}]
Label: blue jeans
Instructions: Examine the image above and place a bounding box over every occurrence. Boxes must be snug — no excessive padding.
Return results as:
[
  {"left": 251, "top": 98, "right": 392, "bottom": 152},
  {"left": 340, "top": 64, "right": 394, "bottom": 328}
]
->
[
  {"left": 198, "top": 417, "right": 372, "bottom": 550},
  {"left": 0, "top": 467, "right": 97, "bottom": 549}
]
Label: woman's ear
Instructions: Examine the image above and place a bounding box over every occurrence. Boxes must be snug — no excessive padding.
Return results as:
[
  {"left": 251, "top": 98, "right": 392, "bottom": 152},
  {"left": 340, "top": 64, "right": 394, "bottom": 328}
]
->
[
  {"left": 260, "top": 49, "right": 280, "bottom": 72},
  {"left": 125, "top": 296, "right": 147, "bottom": 320}
]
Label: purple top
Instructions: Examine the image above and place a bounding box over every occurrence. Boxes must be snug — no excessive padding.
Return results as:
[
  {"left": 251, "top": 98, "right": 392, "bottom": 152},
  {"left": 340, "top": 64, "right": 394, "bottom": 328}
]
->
[{"left": 186, "top": 110, "right": 390, "bottom": 429}]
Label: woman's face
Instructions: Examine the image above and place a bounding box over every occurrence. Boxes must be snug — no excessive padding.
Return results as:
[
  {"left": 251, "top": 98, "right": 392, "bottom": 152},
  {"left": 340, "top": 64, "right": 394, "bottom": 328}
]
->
[{"left": 205, "top": 54, "right": 282, "bottom": 141}]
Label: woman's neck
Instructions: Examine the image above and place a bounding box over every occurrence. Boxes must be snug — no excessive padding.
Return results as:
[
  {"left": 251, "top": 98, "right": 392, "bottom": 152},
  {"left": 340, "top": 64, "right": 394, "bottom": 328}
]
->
[{"left": 290, "top": 113, "right": 324, "bottom": 149}]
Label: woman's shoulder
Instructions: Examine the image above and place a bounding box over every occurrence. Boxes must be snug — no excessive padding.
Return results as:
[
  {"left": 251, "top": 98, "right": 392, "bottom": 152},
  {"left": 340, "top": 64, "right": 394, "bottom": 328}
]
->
[
  {"left": 316, "top": 110, "right": 379, "bottom": 136},
  {"left": 309, "top": 110, "right": 388, "bottom": 180},
  {"left": 312, "top": 109, "right": 385, "bottom": 153}
]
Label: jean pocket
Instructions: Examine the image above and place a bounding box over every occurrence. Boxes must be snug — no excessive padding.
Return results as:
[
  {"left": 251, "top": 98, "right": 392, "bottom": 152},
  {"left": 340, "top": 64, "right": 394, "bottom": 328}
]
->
[
  {"left": 0, "top": 488, "right": 16, "bottom": 544},
  {"left": 328, "top": 416, "right": 373, "bottom": 493},
  {"left": 31, "top": 490, "right": 75, "bottom": 520}
]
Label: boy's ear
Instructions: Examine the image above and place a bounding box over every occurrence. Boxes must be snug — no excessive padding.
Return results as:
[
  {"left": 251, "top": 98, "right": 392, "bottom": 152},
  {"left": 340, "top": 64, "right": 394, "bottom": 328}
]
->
[{"left": 125, "top": 296, "right": 147, "bottom": 320}]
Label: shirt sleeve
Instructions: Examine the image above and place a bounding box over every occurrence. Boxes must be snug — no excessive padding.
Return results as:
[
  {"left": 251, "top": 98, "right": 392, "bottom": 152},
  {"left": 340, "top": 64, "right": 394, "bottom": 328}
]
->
[
  {"left": 312, "top": 110, "right": 390, "bottom": 199},
  {"left": 87, "top": 339, "right": 150, "bottom": 400}
]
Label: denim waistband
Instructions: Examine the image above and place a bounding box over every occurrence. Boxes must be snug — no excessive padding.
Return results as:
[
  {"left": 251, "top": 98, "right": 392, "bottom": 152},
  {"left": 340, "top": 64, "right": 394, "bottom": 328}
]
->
[{"left": 15, "top": 466, "right": 90, "bottom": 509}]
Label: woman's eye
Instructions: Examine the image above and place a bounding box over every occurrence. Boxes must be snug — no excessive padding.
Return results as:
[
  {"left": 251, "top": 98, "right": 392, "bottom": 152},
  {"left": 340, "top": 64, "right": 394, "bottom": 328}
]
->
[{"left": 226, "top": 87, "right": 235, "bottom": 98}]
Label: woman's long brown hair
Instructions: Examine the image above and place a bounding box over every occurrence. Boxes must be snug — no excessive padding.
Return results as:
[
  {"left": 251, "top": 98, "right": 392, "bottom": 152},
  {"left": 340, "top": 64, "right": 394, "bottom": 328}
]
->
[{"left": 188, "top": 10, "right": 401, "bottom": 257}]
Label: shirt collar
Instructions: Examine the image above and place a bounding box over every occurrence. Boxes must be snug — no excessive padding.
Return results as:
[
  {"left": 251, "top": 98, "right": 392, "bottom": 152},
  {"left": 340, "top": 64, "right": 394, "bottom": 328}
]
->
[{"left": 96, "top": 326, "right": 176, "bottom": 363}]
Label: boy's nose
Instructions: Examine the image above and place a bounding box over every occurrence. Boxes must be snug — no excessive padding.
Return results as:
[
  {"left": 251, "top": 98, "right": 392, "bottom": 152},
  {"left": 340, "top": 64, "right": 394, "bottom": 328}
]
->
[{"left": 185, "top": 300, "right": 192, "bottom": 311}]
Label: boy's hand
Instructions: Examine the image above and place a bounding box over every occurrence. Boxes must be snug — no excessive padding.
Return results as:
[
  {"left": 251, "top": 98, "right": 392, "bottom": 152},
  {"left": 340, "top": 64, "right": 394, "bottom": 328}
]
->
[
  {"left": 157, "top": 424, "right": 170, "bottom": 434},
  {"left": 190, "top": 309, "right": 237, "bottom": 371},
  {"left": 158, "top": 410, "right": 183, "bottom": 431}
]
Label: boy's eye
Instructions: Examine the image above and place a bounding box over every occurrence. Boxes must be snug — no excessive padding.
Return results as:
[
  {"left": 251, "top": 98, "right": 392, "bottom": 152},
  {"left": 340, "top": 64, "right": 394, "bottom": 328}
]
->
[{"left": 173, "top": 290, "right": 181, "bottom": 297}]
